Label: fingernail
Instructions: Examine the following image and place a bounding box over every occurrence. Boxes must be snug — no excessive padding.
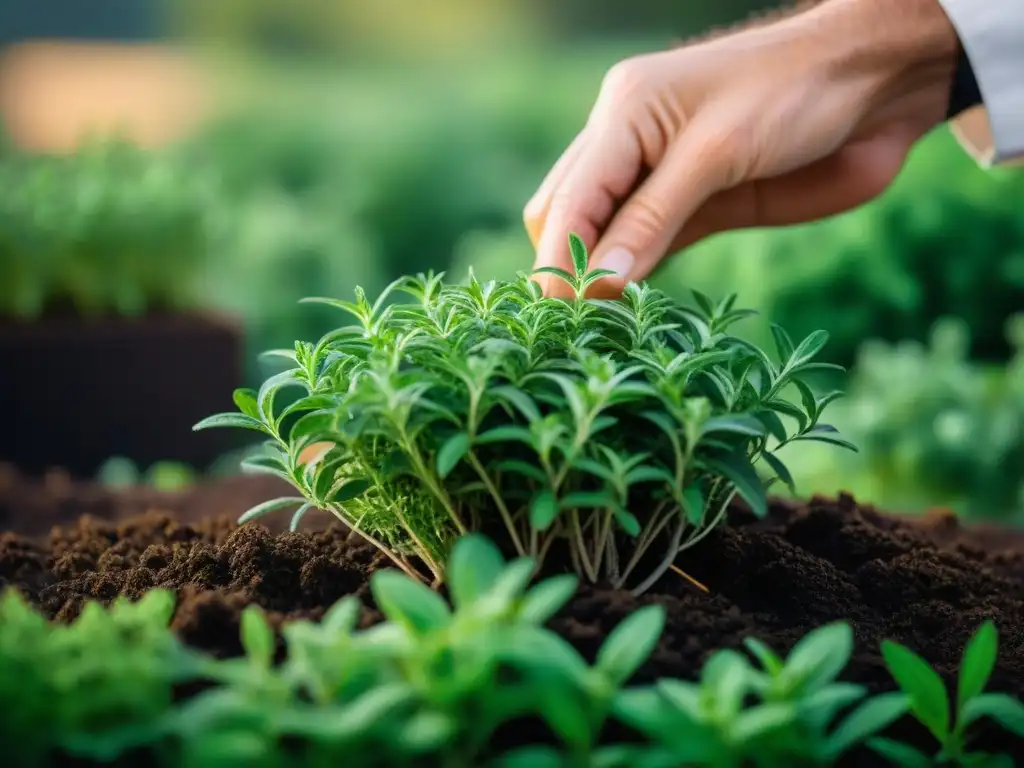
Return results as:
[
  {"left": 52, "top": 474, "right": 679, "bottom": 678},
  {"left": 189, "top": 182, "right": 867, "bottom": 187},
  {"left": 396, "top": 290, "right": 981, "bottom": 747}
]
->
[{"left": 595, "top": 247, "right": 635, "bottom": 279}]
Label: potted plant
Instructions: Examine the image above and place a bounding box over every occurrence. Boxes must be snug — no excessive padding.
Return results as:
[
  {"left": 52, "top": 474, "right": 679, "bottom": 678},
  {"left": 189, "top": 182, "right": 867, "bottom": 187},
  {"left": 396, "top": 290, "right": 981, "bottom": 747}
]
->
[{"left": 0, "top": 137, "right": 245, "bottom": 477}]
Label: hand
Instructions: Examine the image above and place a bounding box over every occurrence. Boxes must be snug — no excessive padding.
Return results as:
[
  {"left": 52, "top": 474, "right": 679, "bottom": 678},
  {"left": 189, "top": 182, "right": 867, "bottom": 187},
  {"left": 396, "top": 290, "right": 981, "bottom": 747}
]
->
[{"left": 524, "top": 0, "right": 961, "bottom": 298}]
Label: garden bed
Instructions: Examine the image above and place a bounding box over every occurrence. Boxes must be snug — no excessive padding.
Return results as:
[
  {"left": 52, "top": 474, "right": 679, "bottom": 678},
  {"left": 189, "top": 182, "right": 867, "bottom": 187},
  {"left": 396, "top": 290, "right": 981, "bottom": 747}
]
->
[{"left": 2, "top": 467, "right": 1022, "bottom": 762}]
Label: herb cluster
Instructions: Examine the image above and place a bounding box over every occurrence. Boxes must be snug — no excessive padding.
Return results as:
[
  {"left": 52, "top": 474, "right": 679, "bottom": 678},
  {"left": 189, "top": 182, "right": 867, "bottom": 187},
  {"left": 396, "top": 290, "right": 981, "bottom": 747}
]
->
[
  {"left": 3, "top": 534, "right": 1022, "bottom": 767},
  {"left": 198, "top": 234, "right": 854, "bottom": 592},
  {"left": 0, "top": 138, "right": 215, "bottom": 319}
]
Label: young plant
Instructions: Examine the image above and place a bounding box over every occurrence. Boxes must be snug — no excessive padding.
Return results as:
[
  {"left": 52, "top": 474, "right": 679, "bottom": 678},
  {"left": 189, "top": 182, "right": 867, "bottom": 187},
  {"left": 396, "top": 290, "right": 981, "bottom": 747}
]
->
[
  {"left": 870, "top": 621, "right": 1024, "bottom": 766},
  {"left": 196, "top": 233, "right": 855, "bottom": 592}
]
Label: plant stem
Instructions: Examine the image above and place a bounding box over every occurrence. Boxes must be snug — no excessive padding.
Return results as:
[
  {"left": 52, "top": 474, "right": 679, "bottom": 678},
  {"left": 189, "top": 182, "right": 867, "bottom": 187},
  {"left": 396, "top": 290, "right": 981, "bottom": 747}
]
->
[
  {"left": 629, "top": 518, "right": 685, "bottom": 596},
  {"left": 570, "top": 510, "right": 597, "bottom": 582},
  {"left": 467, "top": 450, "right": 525, "bottom": 556}
]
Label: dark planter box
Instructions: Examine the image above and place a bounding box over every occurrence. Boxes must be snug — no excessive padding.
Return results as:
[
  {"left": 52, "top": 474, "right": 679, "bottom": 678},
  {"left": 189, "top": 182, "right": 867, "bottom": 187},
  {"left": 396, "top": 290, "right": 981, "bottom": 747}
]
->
[{"left": 0, "top": 311, "right": 248, "bottom": 478}]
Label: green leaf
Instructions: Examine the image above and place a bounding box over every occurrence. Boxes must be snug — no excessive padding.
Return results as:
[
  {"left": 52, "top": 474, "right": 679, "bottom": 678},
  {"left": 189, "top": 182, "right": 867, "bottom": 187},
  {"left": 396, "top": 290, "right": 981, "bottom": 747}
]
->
[
  {"left": 730, "top": 702, "right": 796, "bottom": 743},
  {"left": 436, "top": 431, "right": 471, "bottom": 479},
  {"left": 477, "top": 425, "right": 535, "bottom": 446},
  {"left": 959, "top": 693, "right": 1024, "bottom": 737},
  {"left": 532, "top": 266, "right": 575, "bottom": 285},
  {"left": 519, "top": 574, "right": 578, "bottom": 624},
  {"left": 958, "top": 621, "right": 998, "bottom": 713},
  {"left": 783, "top": 621, "right": 853, "bottom": 694},
  {"left": 881, "top": 639, "right": 950, "bottom": 741},
  {"left": 826, "top": 692, "right": 910, "bottom": 759},
  {"left": 700, "top": 414, "right": 766, "bottom": 439},
  {"left": 702, "top": 451, "right": 767, "bottom": 518},
  {"left": 597, "top": 605, "right": 666, "bottom": 686},
  {"left": 744, "top": 637, "right": 783, "bottom": 676},
  {"left": 792, "top": 430, "right": 859, "bottom": 452},
  {"left": 288, "top": 502, "right": 315, "bottom": 532},
  {"left": 492, "top": 385, "right": 541, "bottom": 422},
  {"left": 568, "top": 232, "right": 589, "bottom": 277},
  {"left": 761, "top": 451, "right": 796, "bottom": 494},
  {"left": 530, "top": 490, "right": 559, "bottom": 530},
  {"left": 769, "top": 324, "right": 795, "bottom": 362},
  {"left": 446, "top": 534, "right": 506, "bottom": 610},
  {"left": 192, "top": 412, "right": 270, "bottom": 434},
  {"left": 682, "top": 485, "right": 705, "bottom": 527},
  {"left": 240, "top": 606, "right": 274, "bottom": 668},
  {"left": 490, "top": 747, "right": 566, "bottom": 768},
  {"left": 613, "top": 506, "right": 642, "bottom": 537},
  {"left": 371, "top": 570, "right": 451, "bottom": 634},
  {"left": 237, "top": 497, "right": 306, "bottom": 526},
  {"left": 788, "top": 330, "right": 830, "bottom": 369},
  {"left": 232, "top": 388, "right": 260, "bottom": 419},
  {"left": 867, "top": 738, "right": 933, "bottom": 767},
  {"left": 328, "top": 477, "right": 372, "bottom": 503}
]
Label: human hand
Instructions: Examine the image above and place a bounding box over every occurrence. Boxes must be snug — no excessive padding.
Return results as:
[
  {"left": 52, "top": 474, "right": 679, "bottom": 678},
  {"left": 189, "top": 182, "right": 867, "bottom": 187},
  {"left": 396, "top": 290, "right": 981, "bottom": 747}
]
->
[{"left": 524, "top": 0, "right": 961, "bottom": 298}]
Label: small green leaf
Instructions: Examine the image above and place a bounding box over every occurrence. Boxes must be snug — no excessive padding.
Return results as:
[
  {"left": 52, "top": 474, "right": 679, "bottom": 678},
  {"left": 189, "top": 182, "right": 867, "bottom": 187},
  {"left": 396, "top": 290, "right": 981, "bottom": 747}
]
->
[
  {"left": 769, "top": 324, "right": 795, "bottom": 362},
  {"left": 477, "top": 425, "right": 535, "bottom": 446},
  {"left": 568, "top": 232, "right": 589, "bottom": 277},
  {"left": 761, "top": 451, "right": 796, "bottom": 494},
  {"left": 532, "top": 266, "right": 575, "bottom": 285},
  {"left": 744, "top": 637, "right": 783, "bottom": 676},
  {"left": 232, "top": 388, "right": 260, "bottom": 419},
  {"left": 613, "top": 506, "right": 642, "bottom": 537},
  {"left": 881, "top": 639, "right": 950, "bottom": 741},
  {"left": 371, "top": 570, "right": 451, "bottom": 634},
  {"left": 783, "top": 621, "right": 853, "bottom": 694},
  {"left": 596, "top": 605, "right": 665, "bottom": 686},
  {"left": 436, "top": 431, "right": 471, "bottom": 479},
  {"left": 519, "top": 574, "right": 578, "bottom": 624},
  {"left": 959, "top": 693, "right": 1024, "bottom": 737},
  {"left": 328, "top": 477, "right": 372, "bottom": 503},
  {"left": 825, "top": 691, "right": 909, "bottom": 759},
  {"left": 240, "top": 606, "right": 274, "bottom": 668},
  {"left": 867, "top": 738, "right": 933, "bottom": 768},
  {"left": 788, "top": 330, "right": 830, "bottom": 368},
  {"left": 237, "top": 497, "right": 306, "bottom": 526},
  {"left": 730, "top": 702, "right": 796, "bottom": 743},
  {"left": 700, "top": 414, "right": 766, "bottom": 439},
  {"left": 446, "top": 534, "right": 506, "bottom": 610},
  {"left": 682, "top": 485, "right": 705, "bottom": 527},
  {"left": 958, "top": 621, "right": 998, "bottom": 713},
  {"left": 192, "top": 412, "right": 270, "bottom": 434},
  {"left": 530, "top": 491, "right": 559, "bottom": 530},
  {"left": 702, "top": 451, "right": 767, "bottom": 518}
]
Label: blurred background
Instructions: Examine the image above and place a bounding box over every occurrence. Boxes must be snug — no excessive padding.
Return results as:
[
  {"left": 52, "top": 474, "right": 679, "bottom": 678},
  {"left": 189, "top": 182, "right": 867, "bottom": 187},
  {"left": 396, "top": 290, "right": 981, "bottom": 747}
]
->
[{"left": 1, "top": 0, "right": 1022, "bottom": 524}]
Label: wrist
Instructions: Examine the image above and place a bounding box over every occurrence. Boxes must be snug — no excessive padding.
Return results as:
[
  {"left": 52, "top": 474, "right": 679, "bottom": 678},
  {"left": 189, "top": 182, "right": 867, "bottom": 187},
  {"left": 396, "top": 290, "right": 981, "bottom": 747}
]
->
[{"left": 804, "top": 0, "right": 960, "bottom": 102}]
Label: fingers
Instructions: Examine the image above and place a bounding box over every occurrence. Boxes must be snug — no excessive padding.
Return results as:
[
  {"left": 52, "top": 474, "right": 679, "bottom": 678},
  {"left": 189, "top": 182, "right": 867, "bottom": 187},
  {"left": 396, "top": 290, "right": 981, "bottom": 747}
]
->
[
  {"left": 531, "top": 122, "right": 643, "bottom": 297},
  {"left": 524, "top": 133, "right": 586, "bottom": 249},
  {"left": 587, "top": 123, "right": 735, "bottom": 291}
]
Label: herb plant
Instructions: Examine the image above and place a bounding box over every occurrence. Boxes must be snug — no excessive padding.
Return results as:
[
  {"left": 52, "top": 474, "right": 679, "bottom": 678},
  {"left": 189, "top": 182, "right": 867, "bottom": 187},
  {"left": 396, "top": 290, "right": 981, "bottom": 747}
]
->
[
  {"left": 2, "top": 535, "right": 1023, "bottom": 766},
  {"left": 0, "top": 137, "right": 215, "bottom": 319},
  {"left": 196, "top": 234, "right": 854, "bottom": 592},
  {"left": 870, "top": 621, "right": 1024, "bottom": 766}
]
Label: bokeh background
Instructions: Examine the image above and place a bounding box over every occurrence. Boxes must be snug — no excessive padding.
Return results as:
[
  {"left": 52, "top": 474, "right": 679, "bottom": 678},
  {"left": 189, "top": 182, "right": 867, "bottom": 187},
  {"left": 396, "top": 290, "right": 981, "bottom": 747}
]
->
[{"left": 1, "top": 0, "right": 1022, "bottom": 523}]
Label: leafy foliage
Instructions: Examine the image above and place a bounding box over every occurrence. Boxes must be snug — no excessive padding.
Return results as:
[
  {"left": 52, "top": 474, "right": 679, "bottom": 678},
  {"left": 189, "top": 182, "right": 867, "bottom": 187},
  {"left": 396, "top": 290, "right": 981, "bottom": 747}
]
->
[
  {"left": 832, "top": 316, "right": 1024, "bottom": 519},
  {"left": 196, "top": 234, "right": 853, "bottom": 591},
  {"left": 0, "top": 137, "right": 215, "bottom": 319},
  {"left": 2, "top": 535, "right": 1022, "bottom": 766},
  {"left": 872, "top": 621, "right": 1024, "bottom": 766}
]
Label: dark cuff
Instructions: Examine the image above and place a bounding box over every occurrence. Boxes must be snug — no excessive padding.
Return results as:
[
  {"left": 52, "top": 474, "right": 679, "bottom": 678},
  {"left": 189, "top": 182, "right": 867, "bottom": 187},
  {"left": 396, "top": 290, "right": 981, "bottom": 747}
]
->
[{"left": 946, "top": 44, "right": 983, "bottom": 119}]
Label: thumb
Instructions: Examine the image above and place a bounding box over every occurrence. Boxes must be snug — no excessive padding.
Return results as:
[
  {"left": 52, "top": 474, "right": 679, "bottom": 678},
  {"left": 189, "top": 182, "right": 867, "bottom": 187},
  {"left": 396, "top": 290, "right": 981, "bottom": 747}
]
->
[{"left": 589, "top": 127, "right": 736, "bottom": 290}]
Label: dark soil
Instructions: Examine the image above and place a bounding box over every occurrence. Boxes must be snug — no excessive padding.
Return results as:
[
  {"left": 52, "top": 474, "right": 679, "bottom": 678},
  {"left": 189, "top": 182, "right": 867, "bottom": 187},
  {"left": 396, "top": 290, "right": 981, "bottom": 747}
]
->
[
  {"left": 2, "top": 468, "right": 1024, "bottom": 763},
  {"left": 0, "top": 311, "right": 249, "bottom": 478}
]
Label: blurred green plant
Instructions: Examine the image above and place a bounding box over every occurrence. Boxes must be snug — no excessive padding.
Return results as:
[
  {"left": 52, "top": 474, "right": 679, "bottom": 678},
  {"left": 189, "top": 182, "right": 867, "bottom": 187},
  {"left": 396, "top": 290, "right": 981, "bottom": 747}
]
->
[
  {"left": 823, "top": 316, "right": 1024, "bottom": 519},
  {"left": 3, "top": 535, "right": 1023, "bottom": 767},
  {"left": 0, "top": 137, "right": 217, "bottom": 319}
]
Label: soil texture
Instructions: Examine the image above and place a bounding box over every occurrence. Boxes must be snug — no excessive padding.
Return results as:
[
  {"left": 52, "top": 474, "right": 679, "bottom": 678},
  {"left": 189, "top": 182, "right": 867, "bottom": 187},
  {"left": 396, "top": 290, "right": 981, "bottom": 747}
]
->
[
  {"left": 2, "top": 470, "right": 1024, "bottom": 763},
  {"left": 0, "top": 311, "right": 248, "bottom": 478}
]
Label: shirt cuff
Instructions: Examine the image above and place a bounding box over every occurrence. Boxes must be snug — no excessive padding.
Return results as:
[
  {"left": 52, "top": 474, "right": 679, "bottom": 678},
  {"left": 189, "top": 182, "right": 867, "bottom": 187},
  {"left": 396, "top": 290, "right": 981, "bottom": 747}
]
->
[{"left": 937, "top": 0, "right": 1024, "bottom": 165}]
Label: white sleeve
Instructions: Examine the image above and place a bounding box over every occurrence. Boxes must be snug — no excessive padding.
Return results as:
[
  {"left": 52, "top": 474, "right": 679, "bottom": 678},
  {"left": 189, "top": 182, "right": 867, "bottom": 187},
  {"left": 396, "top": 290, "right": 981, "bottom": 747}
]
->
[{"left": 938, "top": 0, "right": 1024, "bottom": 166}]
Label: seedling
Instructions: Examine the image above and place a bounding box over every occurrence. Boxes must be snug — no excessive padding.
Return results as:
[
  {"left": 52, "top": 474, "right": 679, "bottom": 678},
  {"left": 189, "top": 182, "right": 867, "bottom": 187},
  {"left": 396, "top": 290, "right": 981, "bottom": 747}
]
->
[
  {"left": 196, "top": 233, "right": 854, "bottom": 592},
  {"left": 870, "top": 621, "right": 1024, "bottom": 766}
]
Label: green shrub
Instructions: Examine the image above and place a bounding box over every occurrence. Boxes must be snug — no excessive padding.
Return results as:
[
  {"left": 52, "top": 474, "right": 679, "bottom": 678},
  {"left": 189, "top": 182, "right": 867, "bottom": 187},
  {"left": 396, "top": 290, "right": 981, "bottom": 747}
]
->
[
  {"left": 0, "top": 138, "right": 216, "bottom": 319},
  {"left": 3, "top": 534, "right": 1023, "bottom": 766},
  {"left": 196, "top": 235, "right": 853, "bottom": 592},
  {"left": 818, "top": 316, "right": 1024, "bottom": 519}
]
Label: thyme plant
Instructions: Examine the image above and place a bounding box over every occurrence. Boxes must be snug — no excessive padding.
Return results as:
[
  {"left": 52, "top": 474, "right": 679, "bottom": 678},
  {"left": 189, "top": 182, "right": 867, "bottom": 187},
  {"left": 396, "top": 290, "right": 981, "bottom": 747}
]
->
[{"left": 197, "top": 234, "right": 854, "bottom": 592}]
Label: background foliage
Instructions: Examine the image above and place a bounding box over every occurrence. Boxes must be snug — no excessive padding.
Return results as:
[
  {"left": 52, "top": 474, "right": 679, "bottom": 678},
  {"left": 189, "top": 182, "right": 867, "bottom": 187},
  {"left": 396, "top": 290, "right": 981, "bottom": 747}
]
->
[{"left": 1, "top": 3, "right": 1022, "bottom": 523}]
